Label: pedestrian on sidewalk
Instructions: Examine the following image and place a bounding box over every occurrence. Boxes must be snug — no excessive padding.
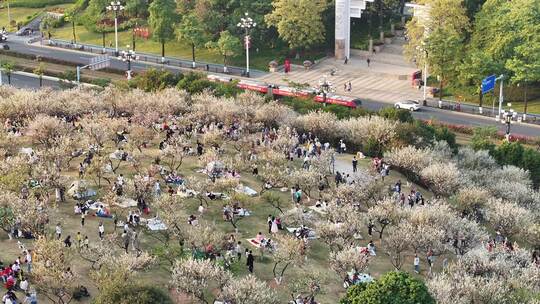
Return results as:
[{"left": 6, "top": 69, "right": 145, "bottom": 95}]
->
[
  {"left": 344, "top": 83, "right": 347, "bottom": 91},
  {"left": 367, "top": 58, "right": 371, "bottom": 67},
  {"left": 347, "top": 81, "right": 352, "bottom": 92},
  {"left": 352, "top": 156, "right": 358, "bottom": 173},
  {"left": 344, "top": 56, "right": 348, "bottom": 64}
]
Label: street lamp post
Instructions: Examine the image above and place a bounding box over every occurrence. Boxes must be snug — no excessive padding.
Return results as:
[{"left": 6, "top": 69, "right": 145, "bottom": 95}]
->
[
  {"left": 422, "top": 49, "right": 428, "bottom": 106},
  {"left": 107, "top": 1, "right": 124, "bottom": 56},
  {"left": 119, "top": 46, "right": 138, "bottom": 80},
  {"left": 237, "top": 12, "right": 256, "bottom": 78},
  {"left": 501, "top": 108, "right": 515, "bottom": 141},
  {"left": 318, "top": 75, "right": 334, "bottom": 105},
  {"left": 496, "top": 74, "right": 504, "bottom": 120}
]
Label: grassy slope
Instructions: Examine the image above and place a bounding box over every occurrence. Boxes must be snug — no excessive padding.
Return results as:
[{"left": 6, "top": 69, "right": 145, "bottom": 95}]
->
[
  {"left": 50, "top": 25, "right": 325, "bottom": 71},
  {"left": 0, "top": 4, "right": 73, "bottom": 30}
]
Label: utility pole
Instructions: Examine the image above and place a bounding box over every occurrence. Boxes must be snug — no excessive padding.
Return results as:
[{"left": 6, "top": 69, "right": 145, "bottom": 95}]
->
[{"left": 496, "top": 74, "right": 504, "bottom": 120}]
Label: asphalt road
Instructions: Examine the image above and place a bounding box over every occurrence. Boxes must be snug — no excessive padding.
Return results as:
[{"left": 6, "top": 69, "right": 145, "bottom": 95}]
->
[{"left": 2, "top": 37, "right": 540, "bottom": 138}]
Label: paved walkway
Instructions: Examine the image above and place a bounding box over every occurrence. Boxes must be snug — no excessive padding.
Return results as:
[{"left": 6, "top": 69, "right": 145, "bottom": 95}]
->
[{"left": 256, "top": 39, "right": 423, "bottom": 104}]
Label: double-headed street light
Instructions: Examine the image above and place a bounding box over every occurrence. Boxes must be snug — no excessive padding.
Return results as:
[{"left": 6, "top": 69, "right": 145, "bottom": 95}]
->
[
  {"left": 318, "top": 75, "right": 335, "bottom": 105},
  {"left": 237, "top": 12, "right": 256, "bottom": 77},
  {"left": 119, "top": 46, "right": 138, "bottom": 80},
  {"left": 501, "top": 107, "right": 515, "bottom": 141},
  {"left": 107, "top": 1, "right": 124, "bottom": 56}
]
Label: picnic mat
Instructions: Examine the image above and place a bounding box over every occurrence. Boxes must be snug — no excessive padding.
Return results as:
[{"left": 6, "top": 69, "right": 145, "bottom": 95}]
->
[
  {"left": 88, "top": 202, "right": 108, "bottom": 210},
  {"left": 308, "top": 205, "right": 328, "bottom": 215},
  {"left": 235, "top": 185, "right": 258, "bottom": 197},
  {"left": 286, "top": 227, "right": 318, "bottom": 240},
  {"left": 146, "top": 218, "right": 167, "bottom": 231},
  {"left": 113, "top": 198, "right": 138, "bottom": 208},
  {"left": 247, "top": 238, "right": 262, "bottom": 248}
]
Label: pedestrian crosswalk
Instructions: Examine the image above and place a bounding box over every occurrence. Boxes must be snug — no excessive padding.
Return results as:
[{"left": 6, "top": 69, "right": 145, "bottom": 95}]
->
[{"left": 258, "top": 66, "right": 422, "bottom": 104}]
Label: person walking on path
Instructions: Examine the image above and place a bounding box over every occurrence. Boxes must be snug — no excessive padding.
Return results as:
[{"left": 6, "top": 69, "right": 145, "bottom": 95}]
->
[
  {"left": 76, "top": 232, "right": 82, "bottom": 248},
  {"left": 347, "top": 81, "right": 352, "bottom": 92},
  {"left": 414, "top": 254, "right": 420, "bottom": 274},
  {"left": 98, "top": 222, "right": 105, "bottom": 240},
  {"left": 235, "top": 241, "right": 243, "bottom": 261},
  {"left": 271, "top": 218, "right": 279, "bottom": 234},
  {"left": 198, "top": 203, "right": 204, "bottom": 217},
  {"left": 81, "top": 212, "right": 86, "bottom": 227},
  {"left": 55, "top": 223, "right": 62, "bottom": 240},
  {"left": 352, "top": 156, "right": 358, "bottom": 173},
  {"left": 267, "top": 215, "right": 273, "bottom": 234},
  {"left": 247, "top": 250, "right": 254, "bottom": 273},
  {"left": 367, "top": 58, "right": 371, "bottom": 67}
]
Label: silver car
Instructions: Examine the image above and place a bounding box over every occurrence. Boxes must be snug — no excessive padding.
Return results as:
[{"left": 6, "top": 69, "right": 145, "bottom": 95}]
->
[{"left": 395, "top": 100, "right": 421, "bottom": 111}]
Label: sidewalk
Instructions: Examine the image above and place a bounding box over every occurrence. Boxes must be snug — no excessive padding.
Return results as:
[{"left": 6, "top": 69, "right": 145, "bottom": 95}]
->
[{"left": 44, "top": 38, "right": 266, "bottom": 78}]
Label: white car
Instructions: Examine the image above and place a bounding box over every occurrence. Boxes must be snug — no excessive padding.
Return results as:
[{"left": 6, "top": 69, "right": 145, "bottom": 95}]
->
[{"left": 395, "top": 100, "right": 421, "bottom": 111}]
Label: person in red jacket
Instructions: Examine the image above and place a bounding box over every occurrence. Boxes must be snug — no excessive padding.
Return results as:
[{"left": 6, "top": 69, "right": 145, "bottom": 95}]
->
[{"left": 5, "top": 274, "right": 15, "bottom": 290}]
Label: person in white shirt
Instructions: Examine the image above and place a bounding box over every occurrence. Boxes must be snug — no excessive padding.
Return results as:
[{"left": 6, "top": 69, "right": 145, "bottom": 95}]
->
[
  {"left": 20, "top": 278, "right": 29, "bottom": 292},
  {"left": 55, "top": 224, "right": 62, "bottom": 240},
  {"left": 198, "top": 203, "right": 204, "bottom": 217},
  {"left": 98, "top": 222, "right": 105, "bottom": 240},
  {"left": 367, "top": 240, "right": 376, "bottom": 256},
  {"left": 25, "top": 250, "right": 32, "bottom": 273},
  {"left": 414, "top": 254, "right": 420, "bottom": 273}
]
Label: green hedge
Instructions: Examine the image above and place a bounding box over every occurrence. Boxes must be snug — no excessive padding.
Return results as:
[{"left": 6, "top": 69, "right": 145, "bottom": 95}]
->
[
  {"left": 340, "top": 271, "right": 435, "bottom": 304},
  {"left": 494, "top": 141, "right": 540, "bottom": 188},
  {"left": 280, "top": 96, "right": 371, "bottom": 119},
  {"left": 176, "top": 72, "right": 241, "bottom": 97},
  {"left": 8, "top": 0, "right": 76, "bottom": 8}
]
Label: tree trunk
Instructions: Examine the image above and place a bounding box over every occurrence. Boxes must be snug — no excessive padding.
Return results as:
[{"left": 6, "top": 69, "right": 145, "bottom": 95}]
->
[
  {"left": 478, "top": 88, "right": 483, "bottom": 108},
  {"left": 523, "top": 83, "right": 528, "bottom": 117},
  {"left": 368, "top": 10, "right": 372, "bottom": 40},
  {"left": 161, "top": 41, "right": 165, "bottom": 59},
  {"left": 439, "top": 78, "right": 444, "bottom": 101},
  {"left": 378, "top": 0, "right": 384, "bottom": 42},
  {"left": 102, "top": 32, "right": 105, "bottom": 48},
  {"left": 72, "top": 21, "right": 76, "bottom": 44},
  {"left": 378, "top": 224, "right": 386, "bottom": 239},
  {"left": 191, "top": 43, "right": 196, "bottom": 66}
]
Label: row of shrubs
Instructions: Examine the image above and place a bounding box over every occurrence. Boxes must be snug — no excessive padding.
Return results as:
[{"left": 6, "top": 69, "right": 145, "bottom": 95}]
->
[{"left": 129, "top": 69, "right": 241, "bottom": 97}]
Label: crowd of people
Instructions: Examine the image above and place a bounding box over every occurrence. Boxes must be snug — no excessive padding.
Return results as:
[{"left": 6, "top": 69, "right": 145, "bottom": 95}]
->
[{"left": 1, "top": 247, "right": 36, "bottom": 304}]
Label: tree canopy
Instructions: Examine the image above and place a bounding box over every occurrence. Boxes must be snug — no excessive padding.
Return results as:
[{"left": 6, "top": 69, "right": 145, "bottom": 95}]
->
[{"left": 265, "top": 0, "right": 329, "bottom": 50}]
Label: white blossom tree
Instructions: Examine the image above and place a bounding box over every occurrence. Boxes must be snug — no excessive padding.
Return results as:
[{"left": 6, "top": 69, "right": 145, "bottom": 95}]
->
[
  {"left": 171, "top": 258, "right": 231, "bottom": 304},
  {"left": 221, "top": 275, "right": 278, "bottom": 304}
]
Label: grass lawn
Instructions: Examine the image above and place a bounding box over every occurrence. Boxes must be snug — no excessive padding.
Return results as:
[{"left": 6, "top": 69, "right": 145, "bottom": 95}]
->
[
  {"left": 0, "top": 132, "right": 441, "bottom": 303},
  {"left": 445, "top": 94, "right": 540, "bottom": 115},
  {"left": 50, "top": 25, "right": 326, "bottom": 71},
  {"left": 0, "top": 4, "right": 73, "bottom": 31}
]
